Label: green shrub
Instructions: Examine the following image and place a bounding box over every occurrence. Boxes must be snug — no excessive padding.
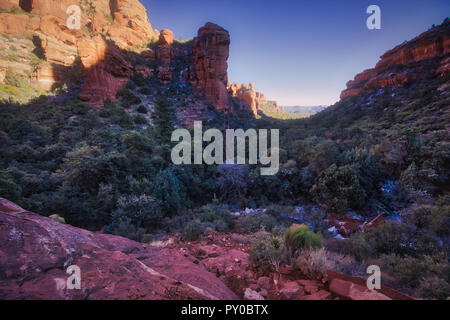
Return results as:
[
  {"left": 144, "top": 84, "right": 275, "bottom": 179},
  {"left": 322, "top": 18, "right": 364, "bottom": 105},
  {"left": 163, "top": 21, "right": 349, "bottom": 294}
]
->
[
  {"left": 195, "top": 204, "right": 234, "bottom": 233},
  {"left": 153, "top": 168, "right": 182, "bottom": 216},
  {"left": 248, "top": 230, "right": 285, "bottom": 273},
  {"left": 111, "top": 217, "right": 145, "bottom": 242},
  {"left": 6, "top": 68, "right": 28, "bottom": 88},
  {"left": 0, "top": 177, "right": 22, "bottom": 202},
  {"left": 296, "top": 248, "right": 362, "bottom": 278},
  {"left": 133, "top": 114, "right": 147, "bottom": 124},
  {"left": 116, "top": 88, "right": 141, "bottom": 108},
  {"left": 344, "top": 222, "right": 439, "bottom": 261},
  {"left": 103, "top": 100, "right": 134, "bottom": 129},
  {"left": 137, "top": 105, "right": 148, "bottom": 114},
  {"left": 182, "top": 220, "right": 204, "bottom": 241},
  {"left": 373, "top": 252, "right": 449, "bottom": 298},
  {"left": 414, "top": 276, "right": 450, "bottom": 300},
  {"left": 313, "top": 164, "right": 367, "bottom": 213},
  {"left": 284, "top": 224, "right": 323, "bottom": 255},
  {"left": 138, "top": 87, "right": 152, "bottom": 95},
  {"left": 241, "top": 213, "right": 278, "bottom": 233},
  {"left": 112, "top": 194, "right": 162, "bottom": 234}
]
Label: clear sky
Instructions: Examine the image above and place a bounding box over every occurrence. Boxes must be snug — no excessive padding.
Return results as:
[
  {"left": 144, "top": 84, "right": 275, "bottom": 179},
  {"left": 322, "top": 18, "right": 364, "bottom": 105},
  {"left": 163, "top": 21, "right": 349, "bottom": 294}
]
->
[{"left": 142, "top": 0, "right": 449, "bottom": 106}]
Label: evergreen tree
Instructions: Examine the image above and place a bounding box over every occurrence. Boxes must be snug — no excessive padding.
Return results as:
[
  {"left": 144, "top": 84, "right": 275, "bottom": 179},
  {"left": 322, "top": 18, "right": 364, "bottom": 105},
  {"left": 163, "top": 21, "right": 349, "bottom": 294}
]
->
[{"left": 151, "top": 95, "right": 175, "bottom": 144}]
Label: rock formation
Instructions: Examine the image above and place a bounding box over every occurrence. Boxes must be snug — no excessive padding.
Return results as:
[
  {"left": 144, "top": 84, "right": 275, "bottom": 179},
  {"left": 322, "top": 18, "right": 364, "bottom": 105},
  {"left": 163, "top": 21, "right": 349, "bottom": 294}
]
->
[
  {"left": 0, "top": 2, "right": 237, "bottom": 111},
  {"left": 228, "top": 82, "right": 281, "bottom": 116},
  {"left": 0, "top": 198, "right": 237, "bottom": 300},
  {"left": 78, "top": 36, "right": 133, "bottom": 107},
  {"left": 0, "top": 0, "right": 158, "bottom": 106},
  {"left": 191, "top": 22, "right": 231, "bottom": 111},
  {"left": 341, "top": 19, "right": 450, "bottom": 99}
]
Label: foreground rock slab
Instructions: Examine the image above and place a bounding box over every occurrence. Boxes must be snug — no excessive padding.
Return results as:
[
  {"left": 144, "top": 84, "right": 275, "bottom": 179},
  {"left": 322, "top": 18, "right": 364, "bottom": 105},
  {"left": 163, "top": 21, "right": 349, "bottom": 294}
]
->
[{"left": 0, "top": 198, "right": 237, "bottom": 300}]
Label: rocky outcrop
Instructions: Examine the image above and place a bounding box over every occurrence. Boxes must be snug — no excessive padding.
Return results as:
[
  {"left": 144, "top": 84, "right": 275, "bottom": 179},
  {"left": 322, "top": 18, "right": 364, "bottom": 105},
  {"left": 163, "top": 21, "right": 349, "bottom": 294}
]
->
[
  {"left": 191, "top": 22, "right": 231, "bottom": 111},
  {"left": 228, "top": 82, "right": 281, "bottom": 116},
  {"left": 0, "top": 0, "right": 158, "bottom": 105},
  {"left": 78, "top": 36, "right": 133, "bottom": 107},
  {"left": 327, "top": 271, "right": 414, "bottom": 300},
  {"left": 0, "top": 198, "right": 237, "bottom": 300},
  {"left": 0, "top": 2, "right": 237, "bottom": 111},
  {"left": 341, "top": 19, "right": 450, "bottom": 99}
]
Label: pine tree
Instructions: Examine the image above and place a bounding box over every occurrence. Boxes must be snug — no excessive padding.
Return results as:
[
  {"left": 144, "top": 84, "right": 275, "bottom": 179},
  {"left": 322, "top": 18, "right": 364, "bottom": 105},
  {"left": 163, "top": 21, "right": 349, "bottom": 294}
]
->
[{"left": 151, "top": 95, "right": 175, "bottom": 144}]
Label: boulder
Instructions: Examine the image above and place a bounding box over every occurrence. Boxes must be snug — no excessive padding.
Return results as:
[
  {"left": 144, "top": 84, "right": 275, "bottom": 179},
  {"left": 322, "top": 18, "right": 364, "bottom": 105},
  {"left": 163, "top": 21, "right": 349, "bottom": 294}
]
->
[
  {"left": 330, "top": 278, "right": 391, "bottom": 300},
  {"left": 0, "top": 197, "right": 237, "bottom": 300},
  {"left": 257, "top": 277, "right": 273, "bottom": 291},
  {"left": 159, "top": 29, "right": 174, "bottom": 46},
  {"left": 279, "top": 281, "right": 304, "bottom": 300},
  {"left": 244, "top": 288, "right": 264, "bottom": 300},
  {"left": 304, "top": 290, "right": 332, "bottom": 300}
]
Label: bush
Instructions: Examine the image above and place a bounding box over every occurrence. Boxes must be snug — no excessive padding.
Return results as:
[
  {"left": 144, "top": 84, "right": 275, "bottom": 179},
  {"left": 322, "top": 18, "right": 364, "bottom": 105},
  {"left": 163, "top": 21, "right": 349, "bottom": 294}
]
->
[
  {"left": 343, "top": 222, "right": 439, "bottom": 261},
  {"left": 248, "top": 230, "right": 285, "bottom": 273},
  {"left": 195, "top": 204, "right": 234, "bottom": 233},
  {"left": 116, "top": 88, "right": 141, "bottom": 108},
  {"left": 414, "top": 276, "right": 450, "bottom": 300},
  {"left": 284, "top": 224, "right": 323, "bottom": 255},
  {"left": 57, "top": 145, "right": 127, "bottom": 192},
  {"left": 153, "top": 168, "right": 183, "bottom": 216},
  {"left": 137, "top": 105, "right": 148, "bottom": 114},
  {"left": 0, "top": 177, "right": 22, "bottom": 202},
  {"left": 313, "top": 164, "right": 367, "bottom": 213},
  {"left": 182, "top": 220, "right": 204, "bottom": 241},
  {"left": 134, "top": 114, "right": 147, "bottom": 124},
  {"left": 111, "top": 217, "right": 145, "bottom": 242},
  {"left": 241, "top": 213, "right": 278, "bottom": 233},
  {"left": 112, "top": 194, "right": 163, "bottom": 231},
  {"left": 296, "top": 248, "right": 363, "bottom": 278},
  {"left": 138, "top": 87, "right": 152, "bottom": 95},
  {"left": 103, "top": 100, "right": 134, "bottom": 129},
  {"left": 373, "top": 252, "right": 449, "bottom": 297},
  {"left": 217, "top": 164, "right": 247, "bottom": 205}
]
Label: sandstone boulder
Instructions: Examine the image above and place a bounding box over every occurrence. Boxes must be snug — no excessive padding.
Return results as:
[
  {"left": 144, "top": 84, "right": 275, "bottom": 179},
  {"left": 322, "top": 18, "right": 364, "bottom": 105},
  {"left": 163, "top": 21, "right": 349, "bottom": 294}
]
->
[
  {"left": 244, "top": 288, "right": 264, "bottom": 300},
  {"left": 159, "top": 29, "right": 174, "bottom": 46},
  {"left": 0, "top": 198, "right": 237, "bottom": 300},
  {"left": 329, "top": 278, "right": 391, "bottom": 300}
]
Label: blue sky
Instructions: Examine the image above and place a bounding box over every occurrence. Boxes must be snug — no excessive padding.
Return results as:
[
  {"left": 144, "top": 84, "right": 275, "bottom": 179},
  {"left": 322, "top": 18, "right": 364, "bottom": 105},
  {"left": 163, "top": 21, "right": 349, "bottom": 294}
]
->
[{"left": 142, "top": 0, "right": 449, "bottom": 106}]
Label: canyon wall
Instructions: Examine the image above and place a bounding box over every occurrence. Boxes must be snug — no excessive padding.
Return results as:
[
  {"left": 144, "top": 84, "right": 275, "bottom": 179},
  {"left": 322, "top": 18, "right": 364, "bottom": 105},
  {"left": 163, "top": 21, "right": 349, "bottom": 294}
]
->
[
  {"left": 0, "top": 1, "right": 235, "bottom": 111},
  {"left": 341, "top": 19, "right": 450, "bottom": 99},
  {"left": 228, "top": 82, "right": 281, "bottom": 116}
]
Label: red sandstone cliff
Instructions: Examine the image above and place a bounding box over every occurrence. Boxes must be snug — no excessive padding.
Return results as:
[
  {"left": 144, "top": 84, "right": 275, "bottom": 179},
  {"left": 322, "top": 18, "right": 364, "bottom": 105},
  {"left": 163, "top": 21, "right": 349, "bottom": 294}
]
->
[
  {"left": 228, "top": 82, "right": 281, "bottom": 116},
  {"left": 341, "top": 19, "right": 450, "bottom": 99},
  {"left": 0, "top": 2, "right": 234, "bottom": 111},
  {"left": 0, "top": 0, "right": 159, "bottom": 107},
  {"left": 191, "top": 22, "right": 231, "bottom": 111}
]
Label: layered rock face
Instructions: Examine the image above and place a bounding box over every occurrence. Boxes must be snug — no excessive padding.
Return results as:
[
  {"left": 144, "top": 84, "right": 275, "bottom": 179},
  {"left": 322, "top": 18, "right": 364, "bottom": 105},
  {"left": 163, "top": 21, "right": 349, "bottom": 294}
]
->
[
  {"left": 228, "top": 82, "right": 281, "bottom": 116},
  {"left": 0, "top": 3, "right": 235, "bottom": 111},
  {"left": 0, "top": 0, "right": 158, "bottom": 106},
  {"left": 0, "top": 198, "right": 237, "bottom": 300},
  {"left": 191, "top": 22, "right": 231, "bottom": 111},
  {"left": 341, "top": 20, "right": 450, "bottom": 99}
]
